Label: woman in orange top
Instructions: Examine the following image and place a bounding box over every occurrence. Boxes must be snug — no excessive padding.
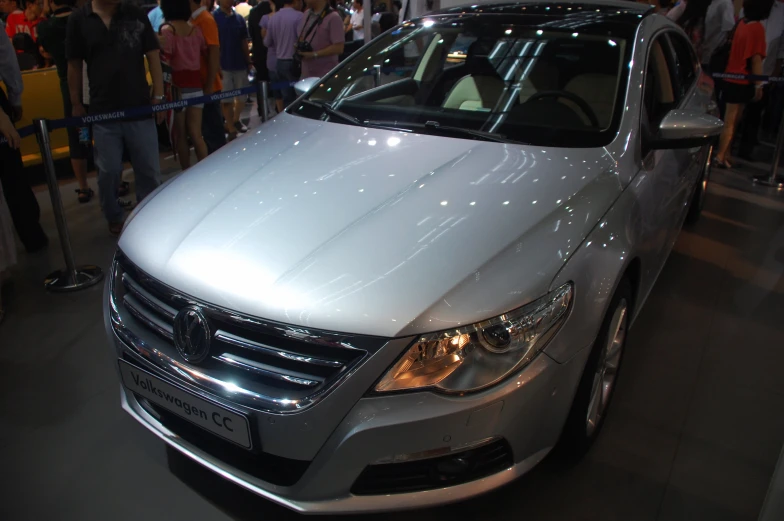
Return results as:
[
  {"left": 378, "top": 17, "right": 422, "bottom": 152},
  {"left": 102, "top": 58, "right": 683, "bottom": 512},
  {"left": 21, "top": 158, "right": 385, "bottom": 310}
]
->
[{"left": 714, "top": 0, "right": 773, "bottom": 168}]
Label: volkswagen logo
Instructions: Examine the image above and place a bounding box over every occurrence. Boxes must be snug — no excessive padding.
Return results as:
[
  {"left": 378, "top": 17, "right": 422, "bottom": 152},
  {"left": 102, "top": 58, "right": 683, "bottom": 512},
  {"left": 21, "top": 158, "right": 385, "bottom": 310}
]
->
[{"left": 173, "top": 306, "right": 212, "bottom": 363}]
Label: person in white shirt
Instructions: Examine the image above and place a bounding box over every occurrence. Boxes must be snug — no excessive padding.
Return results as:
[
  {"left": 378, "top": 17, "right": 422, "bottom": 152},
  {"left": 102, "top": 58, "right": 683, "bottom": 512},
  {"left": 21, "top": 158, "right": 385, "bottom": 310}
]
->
[
  {"left": 668, "top": 0, "right": 735, "bottom": 67},
  {"left": 234, "top": 0, "right": 252, "bottom": 19},
  {"left": 349, "top": 0, "right": 364, "bottom": 41}
]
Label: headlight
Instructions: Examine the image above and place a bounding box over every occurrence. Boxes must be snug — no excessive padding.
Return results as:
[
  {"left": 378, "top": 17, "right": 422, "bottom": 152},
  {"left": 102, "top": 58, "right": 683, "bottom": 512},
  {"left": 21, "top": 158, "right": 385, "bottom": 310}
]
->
[{"left": 375, "top": 283, "right": 573, "bottom": 393}]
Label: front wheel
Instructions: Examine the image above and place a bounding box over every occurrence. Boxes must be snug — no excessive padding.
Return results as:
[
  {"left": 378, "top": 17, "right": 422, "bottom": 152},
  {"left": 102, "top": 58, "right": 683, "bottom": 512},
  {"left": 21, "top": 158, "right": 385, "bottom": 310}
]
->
[
  {"left": 555, "top": 278, "right": 631, "bottom": 460},
  {"left": 685, "top": 145, "right": 713, "bottom": 225}
]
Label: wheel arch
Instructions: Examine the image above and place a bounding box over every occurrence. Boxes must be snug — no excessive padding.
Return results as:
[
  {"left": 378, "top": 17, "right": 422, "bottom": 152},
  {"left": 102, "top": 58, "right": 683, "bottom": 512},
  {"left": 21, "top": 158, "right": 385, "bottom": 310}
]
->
[{"left": 543, "top": 192, "right": 646, "bottom": 364}]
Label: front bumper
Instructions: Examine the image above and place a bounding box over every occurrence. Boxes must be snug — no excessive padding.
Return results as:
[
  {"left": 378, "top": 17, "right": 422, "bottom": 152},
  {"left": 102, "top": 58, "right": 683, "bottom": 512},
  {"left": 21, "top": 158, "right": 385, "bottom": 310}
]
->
[{"left": 113, "top": 330, "right": 590, "bottom": 513}]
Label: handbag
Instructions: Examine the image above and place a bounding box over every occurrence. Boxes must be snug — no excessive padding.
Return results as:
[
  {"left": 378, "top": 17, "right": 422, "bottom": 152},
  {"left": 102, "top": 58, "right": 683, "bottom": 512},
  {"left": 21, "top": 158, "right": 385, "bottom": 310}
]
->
[{"left": 158, "top": 22, "right": 182, "bottom": 109}]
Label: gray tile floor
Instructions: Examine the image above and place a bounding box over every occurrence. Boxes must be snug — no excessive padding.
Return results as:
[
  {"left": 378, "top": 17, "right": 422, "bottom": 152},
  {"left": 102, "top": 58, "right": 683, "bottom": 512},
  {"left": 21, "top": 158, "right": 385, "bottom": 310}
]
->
[{"left": 1, "top": 158, "right": 783, "bottom": 520}]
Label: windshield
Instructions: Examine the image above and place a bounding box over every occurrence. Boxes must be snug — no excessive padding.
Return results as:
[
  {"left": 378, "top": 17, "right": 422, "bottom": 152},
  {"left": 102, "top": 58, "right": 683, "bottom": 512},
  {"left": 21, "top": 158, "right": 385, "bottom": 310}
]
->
[{"left": 290, "top": 13, "right": 635, "bottom": 147}]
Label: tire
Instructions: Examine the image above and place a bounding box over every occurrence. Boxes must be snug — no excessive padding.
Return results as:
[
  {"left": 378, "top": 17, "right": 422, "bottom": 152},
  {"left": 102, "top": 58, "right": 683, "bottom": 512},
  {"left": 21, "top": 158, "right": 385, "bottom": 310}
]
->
[
  {"left": 555, "top": 277, "right": 632, "bottom": 461},
  {"left": 685, "top": 145, "right": 713, "bottom": 226}
]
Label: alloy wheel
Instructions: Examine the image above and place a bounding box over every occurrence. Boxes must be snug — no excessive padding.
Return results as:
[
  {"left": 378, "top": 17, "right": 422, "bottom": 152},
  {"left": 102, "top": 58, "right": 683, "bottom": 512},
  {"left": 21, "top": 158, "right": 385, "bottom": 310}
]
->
[
  {"left": 697, "top": 146, "right": 713, "bottom": 211},
  {"left": 586, "top": 298, "right": 628, "bottom": 436}
]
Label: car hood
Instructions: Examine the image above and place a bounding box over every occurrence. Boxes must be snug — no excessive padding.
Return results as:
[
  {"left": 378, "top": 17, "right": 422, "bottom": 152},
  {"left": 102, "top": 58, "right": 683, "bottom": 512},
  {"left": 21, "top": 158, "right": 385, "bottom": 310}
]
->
[{"left": 120, "top": 113, "right": 622, "bottom": 338}]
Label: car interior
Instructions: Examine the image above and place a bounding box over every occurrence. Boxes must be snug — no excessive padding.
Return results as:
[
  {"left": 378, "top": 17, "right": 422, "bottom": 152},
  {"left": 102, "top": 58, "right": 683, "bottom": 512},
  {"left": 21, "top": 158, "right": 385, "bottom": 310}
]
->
[{"left": 328, "top": 28, "right": 625, "bottom": 133}]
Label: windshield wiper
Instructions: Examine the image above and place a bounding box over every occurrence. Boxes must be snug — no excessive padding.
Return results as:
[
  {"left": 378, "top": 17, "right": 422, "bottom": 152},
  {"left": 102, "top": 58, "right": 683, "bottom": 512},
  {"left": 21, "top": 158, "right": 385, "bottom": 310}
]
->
[
  {"left": 364, "top": 119, "right": 519, "bottom": 144},
  {"left": 299, "top": 99, "right": 363, "bottom": 126},
  {"left": 299, "top": 100, "right": 410, "bottom": 132}
]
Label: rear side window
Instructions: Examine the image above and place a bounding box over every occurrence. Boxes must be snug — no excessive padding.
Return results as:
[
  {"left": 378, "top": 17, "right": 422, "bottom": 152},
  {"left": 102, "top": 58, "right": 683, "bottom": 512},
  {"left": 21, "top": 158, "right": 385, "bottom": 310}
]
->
[{"left": 667, "top": 32, "right": 698, "bottom": 99}]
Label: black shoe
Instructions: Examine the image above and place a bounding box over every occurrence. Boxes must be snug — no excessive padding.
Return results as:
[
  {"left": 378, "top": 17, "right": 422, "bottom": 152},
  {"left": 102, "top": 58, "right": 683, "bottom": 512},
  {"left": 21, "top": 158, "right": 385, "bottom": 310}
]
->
[
  {"left": 234, "top": 121, "right": 248, "bottom": 133},
  {"left": 23, "top": 231, "right": 48, "bottom": 253},
  {"left": 75, "top": 187, "right": 94, "bottom": 203}
]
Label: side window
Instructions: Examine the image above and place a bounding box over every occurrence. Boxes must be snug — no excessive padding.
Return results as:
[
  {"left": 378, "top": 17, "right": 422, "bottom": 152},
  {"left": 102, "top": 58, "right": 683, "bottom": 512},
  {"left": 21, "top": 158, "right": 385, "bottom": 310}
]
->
[
  {"left": 642, "top": 37, "right": 678, "bottom": 155},
  {"left": 667, "top": 33, "right": 698, "bottom": 99}
]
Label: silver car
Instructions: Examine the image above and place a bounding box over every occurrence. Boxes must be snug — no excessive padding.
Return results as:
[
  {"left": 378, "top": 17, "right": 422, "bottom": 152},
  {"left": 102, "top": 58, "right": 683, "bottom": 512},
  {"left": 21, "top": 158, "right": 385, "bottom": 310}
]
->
[{"left": 105, "top": 1, "right": 722, "bottom": 514}]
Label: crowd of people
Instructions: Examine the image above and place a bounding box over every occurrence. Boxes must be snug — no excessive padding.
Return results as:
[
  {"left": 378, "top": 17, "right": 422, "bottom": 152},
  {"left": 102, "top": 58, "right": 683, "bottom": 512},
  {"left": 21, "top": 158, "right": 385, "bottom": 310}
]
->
[
  {"left": 660, "top": 0, "right": 783, "bottom": 168},
  {"left": 0, "top": 0, "right": 398, "bottom": 322},
  {"left": 0, "top": 0, "right": 783, "bottom": 322}
]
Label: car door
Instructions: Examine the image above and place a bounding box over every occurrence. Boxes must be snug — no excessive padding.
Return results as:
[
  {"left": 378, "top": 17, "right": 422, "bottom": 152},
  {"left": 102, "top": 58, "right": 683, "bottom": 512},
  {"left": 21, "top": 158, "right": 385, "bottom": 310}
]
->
[{"left": 638, "top": 34, "right": 691, "bottom": 275}]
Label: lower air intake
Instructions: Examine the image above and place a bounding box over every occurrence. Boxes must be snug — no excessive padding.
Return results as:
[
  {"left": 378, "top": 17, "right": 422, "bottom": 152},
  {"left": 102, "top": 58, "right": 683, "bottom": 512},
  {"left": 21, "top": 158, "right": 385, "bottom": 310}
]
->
[{"left": 351, "top": 439, "right": 513, "bottom": 495}]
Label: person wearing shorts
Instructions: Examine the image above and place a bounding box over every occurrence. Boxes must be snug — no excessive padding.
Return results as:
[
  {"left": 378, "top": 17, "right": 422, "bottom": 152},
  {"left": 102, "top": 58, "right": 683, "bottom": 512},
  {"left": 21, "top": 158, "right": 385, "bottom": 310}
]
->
[
  {"left": 214, "top": 0, "right": 251, "bottom": 139},
  {"left": 37, "top": 0, "right": 93, "bottom": 203},
  {"left": 264, "top": 0, "right": 303, "bottom": 105},
  {"left": 160, "top": 0, "right": 209, "bottom": 170},
  {"left": 714, "top": 0, "right": 773, "bottom": 168}
]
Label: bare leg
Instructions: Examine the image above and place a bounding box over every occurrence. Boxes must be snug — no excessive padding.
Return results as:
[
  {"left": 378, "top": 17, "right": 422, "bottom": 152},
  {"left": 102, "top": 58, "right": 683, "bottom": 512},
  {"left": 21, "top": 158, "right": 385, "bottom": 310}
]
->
[
  {"left": 186, "top": 107, "right": 208, "bottom": 162},
  {"left": 275, "top": 98, "right": 284, "bottom": 113},
  {"left": 716, "top": 103, "right": 745, "bottom": 163},
  {"left": 174, "top": 111, "right": 191, "bottom": 170},
  {"left": 233, "top": 96, "right": 246, "bottom": 125},
  {"left": 72, "top": 158, "right": 89, "bottom": 190}
]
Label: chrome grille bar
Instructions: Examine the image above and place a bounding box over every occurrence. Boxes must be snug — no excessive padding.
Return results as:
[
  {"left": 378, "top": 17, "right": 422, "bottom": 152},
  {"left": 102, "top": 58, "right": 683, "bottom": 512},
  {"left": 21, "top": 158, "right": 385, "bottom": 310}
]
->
[
  {"left": 215, "top": 331, "right": 344, "bottom": 368},
  {"left": 214, "top": 353, "right": 321, "bottom": 387},
  {"left": 122, "top": 273, "right": 176, "bottom": 321},
  {"left": 124, "top": 294, "right": 174, "bottom": 340}
]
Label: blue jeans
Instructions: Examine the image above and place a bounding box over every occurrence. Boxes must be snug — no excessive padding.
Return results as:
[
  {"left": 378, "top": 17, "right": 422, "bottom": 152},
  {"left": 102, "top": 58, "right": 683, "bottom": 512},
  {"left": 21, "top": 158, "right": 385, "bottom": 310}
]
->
[
  {"left": 93, "top": 118, "right": 161, "bottom": 224},
  {"left": 276, "top": 59, "right": 297, "bottom": 105},
  {"left": 202, "top": 100, "right": 227, "bottom": 154}
]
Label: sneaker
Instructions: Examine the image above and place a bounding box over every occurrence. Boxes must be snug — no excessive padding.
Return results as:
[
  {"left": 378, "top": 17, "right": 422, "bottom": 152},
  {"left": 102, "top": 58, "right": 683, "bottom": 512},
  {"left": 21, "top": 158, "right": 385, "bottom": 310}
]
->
[
  {"left": 234, "top": 121, "right": 249, "bottom": 133},
  {"left": 118, "top": 181, "right": 130, "bottom": 197}
]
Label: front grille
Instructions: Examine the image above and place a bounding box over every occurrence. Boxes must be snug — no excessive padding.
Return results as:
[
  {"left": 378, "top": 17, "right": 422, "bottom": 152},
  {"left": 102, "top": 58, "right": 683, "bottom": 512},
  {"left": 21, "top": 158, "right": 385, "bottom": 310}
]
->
[
  {"left": 111, "top": 251, "right": 382, "bottom": 412},
  {"left": 136, "top": 394, "right": 310, "bottom": 486},
  {"left": 351, "top": 440, "right": 514, "bottom": 495}
]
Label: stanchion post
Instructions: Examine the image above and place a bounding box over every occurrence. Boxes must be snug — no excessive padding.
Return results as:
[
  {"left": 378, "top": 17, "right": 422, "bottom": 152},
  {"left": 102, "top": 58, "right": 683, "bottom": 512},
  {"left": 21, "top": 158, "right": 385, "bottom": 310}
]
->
[
  {"left": 260, "top": 81, "right": 269, "bottom": 123},
  {"left": 33, "top": 118, "right": 104, "bottom": 292},
  {"left": 754, "top": 99, "right": 784, "bottom": 189}
]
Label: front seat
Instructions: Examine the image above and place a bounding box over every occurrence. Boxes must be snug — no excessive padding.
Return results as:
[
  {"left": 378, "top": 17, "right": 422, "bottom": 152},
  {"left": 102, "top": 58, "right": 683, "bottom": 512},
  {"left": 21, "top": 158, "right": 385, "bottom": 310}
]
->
[
  {"left": 563, "top": 73, "right": 617, "bottom": 128},
  {"left": 442, "top": 47, "right": 505, "bottom": 112},
  {"left": 443, "top": 75, "right": 505, "bottom": 111}
]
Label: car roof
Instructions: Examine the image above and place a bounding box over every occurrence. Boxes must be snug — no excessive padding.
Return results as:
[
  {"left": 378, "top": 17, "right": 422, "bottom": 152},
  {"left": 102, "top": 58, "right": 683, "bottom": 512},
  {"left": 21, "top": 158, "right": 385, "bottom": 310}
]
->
[{"left": 430, "top": 0, "right": 654, "bottom": 22}]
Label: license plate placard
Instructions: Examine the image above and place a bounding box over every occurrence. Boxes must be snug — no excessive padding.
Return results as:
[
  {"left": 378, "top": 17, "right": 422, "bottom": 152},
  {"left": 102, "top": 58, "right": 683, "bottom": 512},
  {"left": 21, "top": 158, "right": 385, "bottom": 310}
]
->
[{"left": 119, "top": 360, "right": 252, "bottom": 449}]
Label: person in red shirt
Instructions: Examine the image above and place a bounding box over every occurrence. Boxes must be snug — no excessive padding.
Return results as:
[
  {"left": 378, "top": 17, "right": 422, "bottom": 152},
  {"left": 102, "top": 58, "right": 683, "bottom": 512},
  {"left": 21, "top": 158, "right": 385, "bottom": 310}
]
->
[
  {"left": 5, "top": 0, "right": 43, "bottom": 41},
  {"left": 714, "top": 0, "right": 774, "bottom": 167}
]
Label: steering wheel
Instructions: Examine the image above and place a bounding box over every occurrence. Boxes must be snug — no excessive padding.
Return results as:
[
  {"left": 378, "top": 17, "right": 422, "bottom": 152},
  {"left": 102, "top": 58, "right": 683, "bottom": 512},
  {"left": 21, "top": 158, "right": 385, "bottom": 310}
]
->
[{"left": 526, "top": 90, "right": 600, "bottom": 128}]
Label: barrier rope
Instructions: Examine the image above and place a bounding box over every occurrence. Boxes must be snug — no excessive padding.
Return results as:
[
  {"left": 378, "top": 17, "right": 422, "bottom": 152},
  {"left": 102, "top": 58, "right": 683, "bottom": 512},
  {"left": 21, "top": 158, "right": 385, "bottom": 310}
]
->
[{"left": 4, "top": 70, "right": 784, "bottom": 144}]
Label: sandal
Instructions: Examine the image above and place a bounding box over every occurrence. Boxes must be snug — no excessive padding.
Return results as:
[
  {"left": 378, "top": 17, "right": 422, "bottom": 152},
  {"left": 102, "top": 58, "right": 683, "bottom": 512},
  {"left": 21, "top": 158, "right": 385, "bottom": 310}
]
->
[
  {"left": 118, "top": 181, "right": 130, "bottom": 197},
  {"left": 75, "top": 187, "right": 94, "bottom": 203},
  {"left": 713, "top": 157, "right": 732, "bottom": 169}
]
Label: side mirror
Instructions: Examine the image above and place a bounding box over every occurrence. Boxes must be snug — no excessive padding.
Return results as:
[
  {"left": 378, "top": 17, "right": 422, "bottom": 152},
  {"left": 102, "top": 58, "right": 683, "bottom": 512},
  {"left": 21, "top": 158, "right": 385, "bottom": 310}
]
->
[
  {"left": 294, "top": 77, "right": 320, "bottom": 96},
  {"left": 650, "top": 109, "right": 724, "bottom": 149}
]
